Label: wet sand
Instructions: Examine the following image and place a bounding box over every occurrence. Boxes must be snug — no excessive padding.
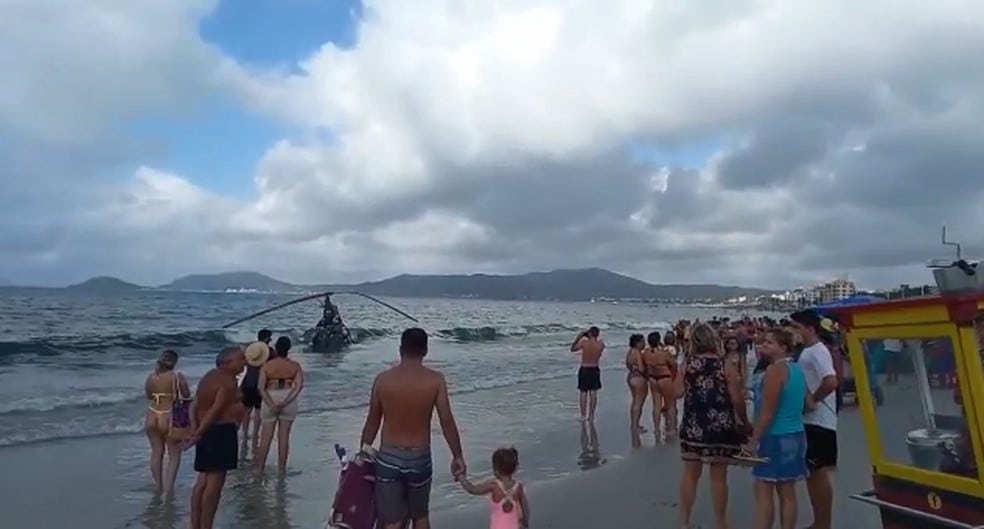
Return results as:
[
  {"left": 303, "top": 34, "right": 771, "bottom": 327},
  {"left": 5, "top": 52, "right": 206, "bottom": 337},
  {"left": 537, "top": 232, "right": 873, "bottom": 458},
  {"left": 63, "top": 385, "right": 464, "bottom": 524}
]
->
[
  {"left": 432, "top": 385, "right": 931, "bottom": 529},
  {"left": 2, "top": 369, "right": 925, "bottom": 528},
  {"left": 1, "top": 370, "right": 635, "bottom": 529}
]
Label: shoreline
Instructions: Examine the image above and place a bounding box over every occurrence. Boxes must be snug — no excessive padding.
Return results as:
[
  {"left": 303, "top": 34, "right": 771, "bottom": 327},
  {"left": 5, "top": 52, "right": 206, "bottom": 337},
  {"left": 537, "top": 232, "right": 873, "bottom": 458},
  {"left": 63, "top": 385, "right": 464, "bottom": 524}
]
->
[
  {"left": 2, "top": 363, "right": 906, "bottom": 528},
  {"left": 435, "top": 408, "right": 884, "bottom": 529},
  {"left": 1, "top": 369, "right": 640, "bottom": 529}
]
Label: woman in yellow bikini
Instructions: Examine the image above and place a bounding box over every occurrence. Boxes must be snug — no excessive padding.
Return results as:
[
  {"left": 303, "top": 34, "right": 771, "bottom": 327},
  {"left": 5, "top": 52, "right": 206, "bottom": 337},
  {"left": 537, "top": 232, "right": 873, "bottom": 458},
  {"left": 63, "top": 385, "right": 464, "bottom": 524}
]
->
[{"left": 144, "top": 349, "right": 190, "bottom": 494}]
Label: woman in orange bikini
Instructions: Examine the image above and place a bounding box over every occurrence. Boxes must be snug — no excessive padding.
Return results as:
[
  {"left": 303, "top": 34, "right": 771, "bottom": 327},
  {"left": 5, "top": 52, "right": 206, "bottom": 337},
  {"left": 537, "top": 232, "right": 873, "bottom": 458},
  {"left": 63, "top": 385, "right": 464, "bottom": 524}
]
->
[
  {"left": 144, "top": 349, "right": 190, "bottom": 494},
  {"left": 643, "top": 332, "right": 679, "bottom": 439},
  {"left": 625, "top": 334, "right": 648, "bottom": 436}
]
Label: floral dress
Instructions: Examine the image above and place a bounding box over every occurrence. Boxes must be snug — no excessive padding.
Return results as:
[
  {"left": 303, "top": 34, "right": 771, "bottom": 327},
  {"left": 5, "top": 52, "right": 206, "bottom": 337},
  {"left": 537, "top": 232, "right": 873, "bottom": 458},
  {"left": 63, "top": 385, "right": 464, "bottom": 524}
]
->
[{"left": 680, "top": 353, "right": 743, "bottom": 462}]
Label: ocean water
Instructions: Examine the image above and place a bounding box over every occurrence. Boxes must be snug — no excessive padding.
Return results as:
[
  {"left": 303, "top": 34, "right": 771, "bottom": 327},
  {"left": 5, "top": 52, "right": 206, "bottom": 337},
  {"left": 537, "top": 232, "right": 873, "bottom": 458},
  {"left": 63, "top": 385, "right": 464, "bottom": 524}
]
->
[{"left": 0, "top": 290, "right": 761, "bottom": 528}]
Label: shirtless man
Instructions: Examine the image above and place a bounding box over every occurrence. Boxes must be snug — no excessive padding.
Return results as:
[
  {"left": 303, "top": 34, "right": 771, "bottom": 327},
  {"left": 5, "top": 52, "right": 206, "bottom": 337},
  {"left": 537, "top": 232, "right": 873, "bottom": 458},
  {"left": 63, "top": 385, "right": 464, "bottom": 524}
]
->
[
  {"left": 360, "top": 327, "right": 466, "bottom": 529},
  {"left": 188, "top": 346, "right": 246, "bottom": 529},
  {"left": 570, "top": 326, "right": 605, "bottom": 422}
]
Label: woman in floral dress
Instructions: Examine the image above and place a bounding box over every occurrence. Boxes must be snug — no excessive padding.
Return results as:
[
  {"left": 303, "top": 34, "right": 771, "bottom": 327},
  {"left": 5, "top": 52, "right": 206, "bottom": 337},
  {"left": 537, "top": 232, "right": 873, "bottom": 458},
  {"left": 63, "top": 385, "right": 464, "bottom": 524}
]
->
[{"left": 678, "top": 323, "right": 748, "bottom": 529}]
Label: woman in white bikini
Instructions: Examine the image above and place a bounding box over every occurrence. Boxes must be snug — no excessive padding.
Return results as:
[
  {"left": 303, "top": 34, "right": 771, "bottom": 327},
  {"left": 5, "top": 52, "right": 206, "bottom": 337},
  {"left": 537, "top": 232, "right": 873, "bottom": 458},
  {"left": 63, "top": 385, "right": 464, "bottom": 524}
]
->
[
  {"left": 144, "top": 349, "right": 190, "bottom": 494},
  {"left": 255, "top": 336, "right": 304, "bottom": 474}
]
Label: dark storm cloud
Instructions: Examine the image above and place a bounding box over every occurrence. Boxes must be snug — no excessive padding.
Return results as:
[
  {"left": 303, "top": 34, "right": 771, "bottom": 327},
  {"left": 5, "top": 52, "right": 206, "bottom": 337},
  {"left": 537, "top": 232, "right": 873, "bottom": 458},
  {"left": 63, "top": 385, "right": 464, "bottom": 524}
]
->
[
  {"left": 434, "top": 152, "right": 650, "bottom": 236},
  {"left": 715, "top": 122, "right": 833, "bottom": 190}
]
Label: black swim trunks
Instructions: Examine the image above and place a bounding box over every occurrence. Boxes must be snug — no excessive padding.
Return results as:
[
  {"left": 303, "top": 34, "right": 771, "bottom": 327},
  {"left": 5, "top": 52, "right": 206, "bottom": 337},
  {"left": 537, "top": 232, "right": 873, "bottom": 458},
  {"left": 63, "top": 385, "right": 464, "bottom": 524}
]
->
[
  {"left": 194, "top": 423, "right": 238, "bottom": 473},
  {"left": 374, "top": 445, "right": 433, "bottom": 524},
  {"left": 240, "top": 365, "right": 262, "bottom": 409},
  {"left": 804, "top": 424, "right": 838, "bottom": 470},
  {"left": 577, "top": 366, "right": 602, "bottom": 392},
  {"left": 241, "top": 387, "right": 262, "bottom": 410}
]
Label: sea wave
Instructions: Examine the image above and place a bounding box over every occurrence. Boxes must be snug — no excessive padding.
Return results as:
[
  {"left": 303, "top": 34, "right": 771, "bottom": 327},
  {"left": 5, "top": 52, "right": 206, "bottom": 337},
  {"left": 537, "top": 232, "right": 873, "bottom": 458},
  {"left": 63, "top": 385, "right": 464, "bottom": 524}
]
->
[{"left": 0, "top": 320, "right": 673, "bottom": 357}]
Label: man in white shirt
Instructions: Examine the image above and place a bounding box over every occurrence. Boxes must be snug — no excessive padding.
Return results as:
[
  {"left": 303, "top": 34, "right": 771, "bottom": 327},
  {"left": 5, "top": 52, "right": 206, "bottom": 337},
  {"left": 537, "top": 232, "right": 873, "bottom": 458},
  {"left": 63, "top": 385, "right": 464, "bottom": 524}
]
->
[{"left": 790, "top": 310, "right": 839, "bottom": 529}]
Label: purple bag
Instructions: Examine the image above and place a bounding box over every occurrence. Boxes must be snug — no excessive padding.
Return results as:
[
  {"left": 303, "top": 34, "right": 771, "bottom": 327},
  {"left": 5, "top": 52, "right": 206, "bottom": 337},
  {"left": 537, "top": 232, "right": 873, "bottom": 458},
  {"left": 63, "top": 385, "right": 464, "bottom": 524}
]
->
[
  {"left": 168, "top": 373, "right": 192, "bottom": 441},
  {"left": 328, "top": 452, "right": 377, "bottom": 529}
]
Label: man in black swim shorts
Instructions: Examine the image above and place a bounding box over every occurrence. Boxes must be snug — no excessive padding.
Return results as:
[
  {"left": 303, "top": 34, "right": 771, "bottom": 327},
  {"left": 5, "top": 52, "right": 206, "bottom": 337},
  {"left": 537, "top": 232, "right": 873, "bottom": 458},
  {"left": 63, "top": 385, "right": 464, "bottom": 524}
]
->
[
  {"left": 570, "top": 327, "right": 605, "bottom": 421},
  {"left": 189, "top": 346, "right": 245, "bottom": 529}
]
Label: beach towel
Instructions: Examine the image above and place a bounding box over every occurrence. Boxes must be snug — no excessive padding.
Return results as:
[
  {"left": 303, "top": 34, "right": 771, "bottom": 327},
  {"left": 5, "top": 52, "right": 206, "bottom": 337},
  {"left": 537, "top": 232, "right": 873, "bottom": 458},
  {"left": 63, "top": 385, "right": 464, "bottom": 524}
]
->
[{"left": 327, "top": 446, "right": 377, "bottom": 529}]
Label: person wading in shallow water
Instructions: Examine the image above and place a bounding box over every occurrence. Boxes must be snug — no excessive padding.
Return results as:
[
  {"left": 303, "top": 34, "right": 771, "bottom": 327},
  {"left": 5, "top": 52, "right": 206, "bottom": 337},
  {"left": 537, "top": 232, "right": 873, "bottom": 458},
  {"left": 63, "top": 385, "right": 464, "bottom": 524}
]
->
[
  {"left": 255, "top": 336, "right": 304, "bottom": 475},
  {"left": 360, "top": 328, "right": 467, "bottom": 529},
  {"left": 240, "top": 329, "right": 272, "bottom": 456},
  {"left": 189, "top": 346, "right": 246, "bottom": 529},
  {"left": 144, "top": 349, "right": 190, "bottom": 495},
  {"left": 570, "top": 327, "right": 605, "bottom": 422},
  {"left": 625, "top": 334, "right": 649, "bottom": 438}
]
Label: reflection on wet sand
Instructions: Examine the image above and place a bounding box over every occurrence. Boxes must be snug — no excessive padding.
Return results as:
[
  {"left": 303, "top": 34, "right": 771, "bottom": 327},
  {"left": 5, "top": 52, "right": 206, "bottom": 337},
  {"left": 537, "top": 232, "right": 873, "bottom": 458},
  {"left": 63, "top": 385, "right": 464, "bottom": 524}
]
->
[
  {"left": 229, "top": 473, "right": 294, "bottom": 529},
  {"left": 578, "top": 421, "right": 605, "bottom": 470},
  {"left": 128, "top": 472, "right": 297, "bottom": 529},
  {"left": 136, "top": 495, "right": 179, "bottom": 529}
]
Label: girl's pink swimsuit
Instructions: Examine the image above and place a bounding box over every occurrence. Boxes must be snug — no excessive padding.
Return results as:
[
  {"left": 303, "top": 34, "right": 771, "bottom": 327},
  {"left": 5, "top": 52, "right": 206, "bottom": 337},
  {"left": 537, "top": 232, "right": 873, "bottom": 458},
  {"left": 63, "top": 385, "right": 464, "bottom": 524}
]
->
[{"left": 489, "top": 479, "right": 523, "bottom": 529}]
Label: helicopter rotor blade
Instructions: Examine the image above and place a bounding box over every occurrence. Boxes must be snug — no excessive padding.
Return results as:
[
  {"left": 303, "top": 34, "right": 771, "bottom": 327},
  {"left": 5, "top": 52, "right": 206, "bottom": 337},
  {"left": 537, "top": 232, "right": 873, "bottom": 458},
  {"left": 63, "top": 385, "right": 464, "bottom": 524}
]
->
[
  {"left": 220, "top": 291, "right": 334, "bottom": 329},
  {"left": 220, "top": 290, "right": 418, "bottom": 329}
]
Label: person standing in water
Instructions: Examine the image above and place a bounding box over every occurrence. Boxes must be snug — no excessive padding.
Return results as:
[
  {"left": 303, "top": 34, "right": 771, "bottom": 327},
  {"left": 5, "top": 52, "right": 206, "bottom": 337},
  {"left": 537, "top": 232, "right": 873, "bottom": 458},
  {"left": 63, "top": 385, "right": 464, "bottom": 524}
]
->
[
  {"left": 625, "top": 334, "right": 648, "bottom": 437},
  {"left": 189, "top": 346, "right": 246, "bottom": 529},
  {"left": 360, "top": 327, "right": 466, "bottom": 529},
  {"left": 144, "top": 349, "right": 190, "bottom": 495},
  {"left": 643, "top": 331, "right": 678, "bottom": 440},
  {"left": 240, "top": 329, "right": 272, "bottom": 455},
  {"left": 255, "top": 336, "right": 304, "bottom": 475},
  {"left": 570, "top": 327, "right": 605, "bottom": 422}
]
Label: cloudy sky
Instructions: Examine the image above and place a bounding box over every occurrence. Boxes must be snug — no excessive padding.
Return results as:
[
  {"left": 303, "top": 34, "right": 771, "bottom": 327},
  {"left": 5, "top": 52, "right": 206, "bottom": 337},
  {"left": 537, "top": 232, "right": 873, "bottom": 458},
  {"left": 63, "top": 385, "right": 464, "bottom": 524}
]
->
[{"left": 3, "top": 0, "right": 984, "bottom": 289}]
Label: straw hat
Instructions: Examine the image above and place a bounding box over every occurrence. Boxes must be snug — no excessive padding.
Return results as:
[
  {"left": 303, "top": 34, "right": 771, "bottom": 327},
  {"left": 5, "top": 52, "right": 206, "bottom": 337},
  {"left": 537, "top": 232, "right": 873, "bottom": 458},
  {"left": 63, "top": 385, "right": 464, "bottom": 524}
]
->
[{"left": 244, "top": 341, "right": 270, "bottom": 367}]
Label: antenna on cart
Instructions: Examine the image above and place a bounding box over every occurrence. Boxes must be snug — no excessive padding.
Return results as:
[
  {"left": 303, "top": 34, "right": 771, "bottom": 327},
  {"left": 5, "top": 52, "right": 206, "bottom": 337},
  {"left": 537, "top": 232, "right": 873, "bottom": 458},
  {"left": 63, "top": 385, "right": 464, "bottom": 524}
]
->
[{"left": 941, "top": 225, "right": 962, "bottom": 260}]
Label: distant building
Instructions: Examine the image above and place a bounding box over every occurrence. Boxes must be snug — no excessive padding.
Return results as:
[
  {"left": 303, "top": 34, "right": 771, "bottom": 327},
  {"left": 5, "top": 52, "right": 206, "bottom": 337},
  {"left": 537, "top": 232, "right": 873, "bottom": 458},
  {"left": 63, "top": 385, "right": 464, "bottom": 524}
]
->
[
  {"left": 784, "top": 276, "right": 857, "bottom": 307},
  {"left": 819, "top": 277, "right": 857, "bottom": 304},
  {"left": 880, "top": 283, "right": 938, "bottom": 300}
]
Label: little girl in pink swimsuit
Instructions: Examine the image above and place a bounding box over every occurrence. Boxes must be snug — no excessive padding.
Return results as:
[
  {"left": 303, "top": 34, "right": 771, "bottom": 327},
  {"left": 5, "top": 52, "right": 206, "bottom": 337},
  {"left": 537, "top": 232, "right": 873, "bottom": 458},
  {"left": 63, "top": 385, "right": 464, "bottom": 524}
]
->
[{"left": 457, "top": 447, "right": 530, "bottom": 529}]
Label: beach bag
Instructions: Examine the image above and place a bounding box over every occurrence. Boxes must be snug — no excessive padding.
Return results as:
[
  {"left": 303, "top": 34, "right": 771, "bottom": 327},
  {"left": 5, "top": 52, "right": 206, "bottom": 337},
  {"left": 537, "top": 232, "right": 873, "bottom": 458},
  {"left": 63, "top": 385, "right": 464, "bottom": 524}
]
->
[
  {"left": 168, "top": 373, "right": 192, "bottom": 442},
  {"left": 327, "top": 448, "right": 377, "bottom": 529}
]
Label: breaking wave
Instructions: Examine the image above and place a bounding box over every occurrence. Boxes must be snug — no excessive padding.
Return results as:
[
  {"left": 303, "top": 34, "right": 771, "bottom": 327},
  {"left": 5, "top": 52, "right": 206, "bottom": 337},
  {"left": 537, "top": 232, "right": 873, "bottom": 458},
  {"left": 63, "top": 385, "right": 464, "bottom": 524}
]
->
[{"left": 0, "top": 320, "right": 672, "bottom": 358}]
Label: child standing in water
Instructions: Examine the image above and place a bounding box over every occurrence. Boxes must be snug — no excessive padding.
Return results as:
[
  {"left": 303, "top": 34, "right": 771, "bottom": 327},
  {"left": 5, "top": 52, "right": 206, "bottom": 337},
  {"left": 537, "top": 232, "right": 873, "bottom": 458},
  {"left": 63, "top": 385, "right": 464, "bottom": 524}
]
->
[{"left": 457, "top": 447, "right": 530, "bottom": 529}]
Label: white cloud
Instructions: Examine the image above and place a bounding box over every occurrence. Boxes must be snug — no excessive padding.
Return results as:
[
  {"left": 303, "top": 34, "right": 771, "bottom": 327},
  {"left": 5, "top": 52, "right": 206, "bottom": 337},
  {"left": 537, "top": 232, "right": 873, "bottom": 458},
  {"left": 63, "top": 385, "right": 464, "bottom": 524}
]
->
[{"left": 4, "top": 0, "right": 984, "bottom": 288}]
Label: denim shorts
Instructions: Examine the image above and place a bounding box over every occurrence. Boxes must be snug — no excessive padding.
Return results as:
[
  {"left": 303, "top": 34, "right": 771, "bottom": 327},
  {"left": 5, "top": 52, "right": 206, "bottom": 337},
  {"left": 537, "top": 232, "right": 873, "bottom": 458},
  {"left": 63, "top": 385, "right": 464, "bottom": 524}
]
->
[{"left": 753, "top": 431, "right": 809, "bottom": 482}]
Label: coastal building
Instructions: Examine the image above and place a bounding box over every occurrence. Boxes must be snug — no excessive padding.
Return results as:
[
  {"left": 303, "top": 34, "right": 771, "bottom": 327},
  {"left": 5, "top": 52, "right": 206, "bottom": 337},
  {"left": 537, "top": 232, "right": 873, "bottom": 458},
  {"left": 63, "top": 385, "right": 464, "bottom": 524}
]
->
[
  {"left": 880, "top": 283, "right": 938, "bottom": 300},
  {"left": 819, "top": 276, "right": 857, "bottom": 303},
  {"left": 783, "top": 276, "right": 857, "bottom": 307}
]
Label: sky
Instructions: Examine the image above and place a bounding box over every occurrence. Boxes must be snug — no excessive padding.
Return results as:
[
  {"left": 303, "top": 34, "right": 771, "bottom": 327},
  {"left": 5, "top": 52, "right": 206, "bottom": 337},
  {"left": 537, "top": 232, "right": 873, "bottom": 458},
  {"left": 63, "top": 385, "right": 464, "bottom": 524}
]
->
[{"left": 3, "top": 0, "right": 984, "bottom": 289}]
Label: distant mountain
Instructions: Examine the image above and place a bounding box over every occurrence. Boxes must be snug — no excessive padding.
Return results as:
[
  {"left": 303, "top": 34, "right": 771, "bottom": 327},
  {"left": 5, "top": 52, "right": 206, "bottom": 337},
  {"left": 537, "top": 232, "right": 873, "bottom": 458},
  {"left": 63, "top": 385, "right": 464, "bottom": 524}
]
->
[
  {"left": 47, "top": 268, "right": 774, "bottom": 301},
  {"left": 65, "top": 276, "right": 142, "bottom": 294},
  {"left": 348, "top": 268, "right": 774, "bottom": 301},
  {"left": 160, "top": 271, "right": 297, "bottom": 292}
]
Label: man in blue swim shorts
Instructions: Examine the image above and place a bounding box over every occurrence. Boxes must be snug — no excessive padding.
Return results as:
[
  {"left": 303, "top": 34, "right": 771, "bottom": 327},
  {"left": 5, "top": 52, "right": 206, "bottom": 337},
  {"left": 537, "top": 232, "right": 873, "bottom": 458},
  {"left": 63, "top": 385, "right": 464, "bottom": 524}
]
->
[{"left": 360, "top": 328, "right": 467, "bottom": 529}]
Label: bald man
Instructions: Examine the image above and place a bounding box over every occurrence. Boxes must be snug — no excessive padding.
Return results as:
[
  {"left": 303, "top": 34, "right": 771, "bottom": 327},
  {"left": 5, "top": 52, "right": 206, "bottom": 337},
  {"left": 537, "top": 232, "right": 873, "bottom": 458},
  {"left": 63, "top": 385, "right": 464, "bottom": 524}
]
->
[{"left": 189, "top": 346, "right": 246, "bottom": 529}]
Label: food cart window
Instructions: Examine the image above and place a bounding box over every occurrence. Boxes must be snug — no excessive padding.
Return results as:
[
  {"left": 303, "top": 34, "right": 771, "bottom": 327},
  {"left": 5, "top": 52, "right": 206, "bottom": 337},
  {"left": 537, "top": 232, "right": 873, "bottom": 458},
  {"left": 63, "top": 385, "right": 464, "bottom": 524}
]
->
[{"left": 862, "top": 335, "right": 975, "bottom": 477}]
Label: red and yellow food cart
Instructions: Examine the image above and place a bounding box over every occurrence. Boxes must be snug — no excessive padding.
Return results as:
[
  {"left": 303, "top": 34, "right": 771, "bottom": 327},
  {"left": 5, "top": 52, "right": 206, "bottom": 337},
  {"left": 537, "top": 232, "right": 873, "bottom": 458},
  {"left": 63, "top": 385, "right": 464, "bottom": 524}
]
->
[{"left": 826, "top": 257, "right": 984, "bottom": 529}]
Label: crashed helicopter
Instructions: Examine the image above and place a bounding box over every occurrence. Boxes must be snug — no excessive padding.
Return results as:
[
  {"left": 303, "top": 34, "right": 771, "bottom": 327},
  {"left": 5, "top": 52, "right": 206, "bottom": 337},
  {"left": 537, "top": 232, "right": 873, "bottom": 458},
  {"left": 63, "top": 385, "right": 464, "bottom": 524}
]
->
[{"left": 221, "top": 291, "right": 418, "bottom": 354}]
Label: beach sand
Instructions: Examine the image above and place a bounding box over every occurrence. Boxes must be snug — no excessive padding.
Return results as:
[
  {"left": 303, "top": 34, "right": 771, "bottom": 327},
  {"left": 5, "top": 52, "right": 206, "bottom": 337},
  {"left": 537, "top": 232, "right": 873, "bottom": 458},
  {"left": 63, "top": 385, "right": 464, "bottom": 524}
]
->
[{"left": 1, "top": 367, "right": 907, "bottom": 529}]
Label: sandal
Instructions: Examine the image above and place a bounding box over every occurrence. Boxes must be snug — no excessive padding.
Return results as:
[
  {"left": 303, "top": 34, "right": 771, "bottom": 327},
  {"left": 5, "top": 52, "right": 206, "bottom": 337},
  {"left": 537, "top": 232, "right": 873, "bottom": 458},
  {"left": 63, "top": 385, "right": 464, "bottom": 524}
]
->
[{"left": 732, "top": 447, "right": 769, "bottom": 465}]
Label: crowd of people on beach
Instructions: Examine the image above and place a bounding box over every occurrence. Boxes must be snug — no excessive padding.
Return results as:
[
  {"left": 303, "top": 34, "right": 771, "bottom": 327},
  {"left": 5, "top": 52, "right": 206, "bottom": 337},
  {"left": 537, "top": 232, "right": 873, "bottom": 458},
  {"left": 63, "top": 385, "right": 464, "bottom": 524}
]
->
[
  {"left": 591, "top": 311, "right": 844, "bottom": 529},
  {"left": 142, "top": 329, "right": 306, "bottom": 529},
  {"left": 140, "top": 308, "right": 849, "bottom": 529}
]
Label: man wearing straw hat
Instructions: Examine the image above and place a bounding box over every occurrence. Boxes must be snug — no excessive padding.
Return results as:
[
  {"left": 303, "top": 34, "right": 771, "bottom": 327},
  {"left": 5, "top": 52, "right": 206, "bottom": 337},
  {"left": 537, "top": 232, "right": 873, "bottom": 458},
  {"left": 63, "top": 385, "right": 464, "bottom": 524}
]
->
[{"left": 240, "top": 329, "right": 272, "bottom": 455}]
